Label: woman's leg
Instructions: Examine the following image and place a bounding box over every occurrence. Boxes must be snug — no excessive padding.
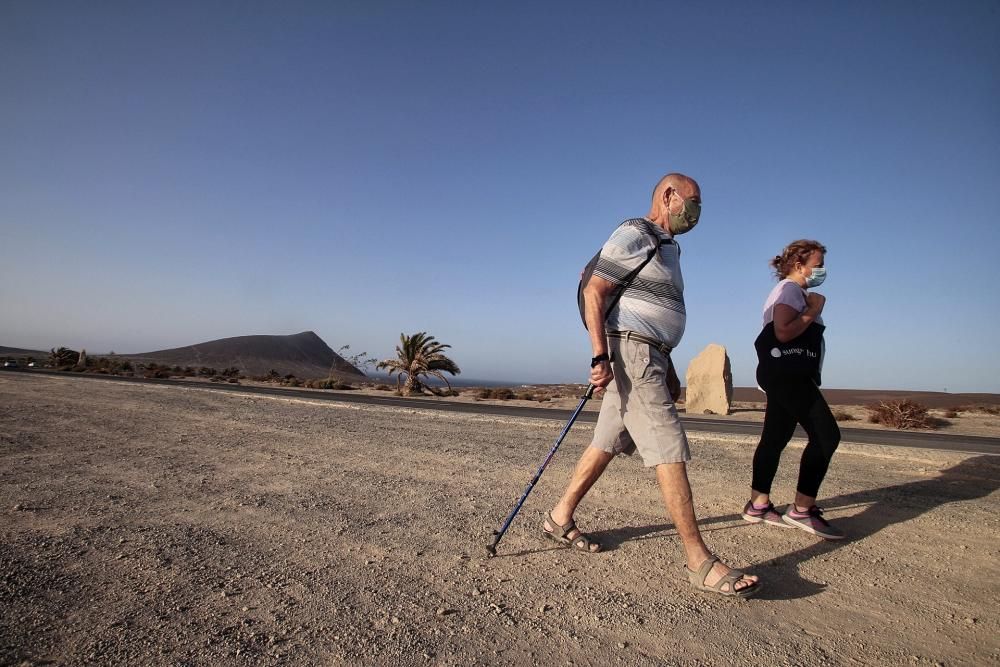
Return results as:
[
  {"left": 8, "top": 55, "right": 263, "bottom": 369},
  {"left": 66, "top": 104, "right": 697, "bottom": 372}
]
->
[
  {"left": 792, "top": 382, "right": 841, "bottom": 500},
  {"left": 750, "top": 380, "right": 799, "bottom": 500},
  {"left": 779, "top": 380, "right": 845, "bottom": 539}
]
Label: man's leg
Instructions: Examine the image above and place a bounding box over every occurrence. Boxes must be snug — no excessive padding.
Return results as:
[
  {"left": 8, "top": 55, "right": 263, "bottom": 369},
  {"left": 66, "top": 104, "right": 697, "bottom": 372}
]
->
[
  {"left": 546, "top": 343, "right": 629, "bottom": 551},
  {"left": 544, "top": 446, "right": 614, "bottom": 552},
  {"left": 656, "top": 462, "right": 758, "bottom": 592}
]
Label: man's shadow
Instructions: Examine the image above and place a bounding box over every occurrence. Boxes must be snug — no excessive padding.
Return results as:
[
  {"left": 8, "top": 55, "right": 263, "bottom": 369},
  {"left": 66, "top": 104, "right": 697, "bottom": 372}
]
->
[{"left": 587, "top": 455, "right": 1000, "bottom": 600}]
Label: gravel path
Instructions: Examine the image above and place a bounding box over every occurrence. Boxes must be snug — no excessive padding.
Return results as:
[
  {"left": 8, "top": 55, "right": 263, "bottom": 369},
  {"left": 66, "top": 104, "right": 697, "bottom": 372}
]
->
[{"left": 2, "top": 373, "right": 998, "bottom": 666}]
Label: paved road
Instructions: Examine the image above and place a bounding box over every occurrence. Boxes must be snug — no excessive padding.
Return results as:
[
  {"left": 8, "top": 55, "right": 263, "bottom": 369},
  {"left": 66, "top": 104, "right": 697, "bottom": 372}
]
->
[{"left": 6, "top": 368, "right": 999, "bottom": 455}]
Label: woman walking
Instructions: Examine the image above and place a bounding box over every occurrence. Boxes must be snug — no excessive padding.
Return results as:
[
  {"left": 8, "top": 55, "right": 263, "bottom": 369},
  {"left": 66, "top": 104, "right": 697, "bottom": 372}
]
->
[{"left": 742, "top": 240, "right": 844, "bottom": 540}]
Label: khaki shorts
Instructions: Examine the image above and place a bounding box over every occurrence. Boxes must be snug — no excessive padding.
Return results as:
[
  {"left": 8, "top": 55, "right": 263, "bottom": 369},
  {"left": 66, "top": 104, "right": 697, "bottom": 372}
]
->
[{"left": 591, "top": 335, "right": 691, "bottom": 466}]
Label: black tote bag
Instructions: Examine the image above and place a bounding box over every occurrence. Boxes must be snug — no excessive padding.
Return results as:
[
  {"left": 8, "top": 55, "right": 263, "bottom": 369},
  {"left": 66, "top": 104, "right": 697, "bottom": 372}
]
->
[{"left": 754, "top": 320, "right": 825, "bottom": 386}]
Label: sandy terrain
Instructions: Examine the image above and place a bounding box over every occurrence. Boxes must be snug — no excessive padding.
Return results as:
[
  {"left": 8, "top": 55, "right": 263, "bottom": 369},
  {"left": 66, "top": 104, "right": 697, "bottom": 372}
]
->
[{"left": 2, "top": 373, "right": 998, "bottom": 666}]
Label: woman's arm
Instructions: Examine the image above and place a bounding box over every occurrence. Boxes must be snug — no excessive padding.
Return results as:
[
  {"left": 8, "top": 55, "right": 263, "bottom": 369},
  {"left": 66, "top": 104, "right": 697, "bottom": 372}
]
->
[{"left": 773, "top": 295, "right": 824, "bottom": 343}]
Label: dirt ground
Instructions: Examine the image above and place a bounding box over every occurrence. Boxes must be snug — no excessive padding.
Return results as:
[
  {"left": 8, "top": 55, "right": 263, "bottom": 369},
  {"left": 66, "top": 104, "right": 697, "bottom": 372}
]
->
[{"left": 2, "top": 373, "right": 998, "bottom": 666}]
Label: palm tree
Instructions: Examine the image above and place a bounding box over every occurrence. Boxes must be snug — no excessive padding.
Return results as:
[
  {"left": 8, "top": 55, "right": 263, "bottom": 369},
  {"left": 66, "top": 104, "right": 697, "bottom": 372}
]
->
[
  {"left": 48, "top": 347, "right": 79, "bottom": 368},
  {"left": 377, "top": 332, "right": 461, "bottom": 396}
]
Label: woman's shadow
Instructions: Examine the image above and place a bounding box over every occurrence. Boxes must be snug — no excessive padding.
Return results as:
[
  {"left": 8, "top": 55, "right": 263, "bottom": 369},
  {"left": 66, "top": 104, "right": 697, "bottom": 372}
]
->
[
  {"left": 750, "top": 454, "right": 1000, "bottom": 599},
  {"left": 585, "top": 455, "right": 999, "bottom": 599}
]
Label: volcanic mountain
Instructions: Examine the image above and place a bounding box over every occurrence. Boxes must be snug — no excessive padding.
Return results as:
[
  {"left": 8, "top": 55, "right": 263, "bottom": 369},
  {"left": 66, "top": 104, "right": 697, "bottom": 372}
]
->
[
  {"left": 127, "top": 331, "right": 363, "bottom": 379},
  {"left": 0, "top": 346, "right": 47, "bottom": 357}
]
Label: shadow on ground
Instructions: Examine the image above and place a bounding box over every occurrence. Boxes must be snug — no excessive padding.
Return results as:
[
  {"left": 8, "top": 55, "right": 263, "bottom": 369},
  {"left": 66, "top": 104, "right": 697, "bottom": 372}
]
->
[
  {"left": 504, "top": 456, "right": 1000, "bottom": 601},
  {"left": 750, "top": 455, "right": 1000, "bottom": 599}
]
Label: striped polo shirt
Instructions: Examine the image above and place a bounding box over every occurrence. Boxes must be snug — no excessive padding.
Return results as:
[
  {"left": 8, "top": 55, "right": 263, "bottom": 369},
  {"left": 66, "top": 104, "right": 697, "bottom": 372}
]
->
[{"left": 593, "top": 218, "right": 686, "bottom": 348}]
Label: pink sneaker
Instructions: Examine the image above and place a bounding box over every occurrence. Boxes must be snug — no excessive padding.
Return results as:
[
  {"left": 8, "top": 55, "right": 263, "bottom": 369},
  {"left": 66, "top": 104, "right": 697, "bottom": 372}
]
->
[
  {"left": 782, "top": 505, "right": 845, "bottom": 540},
  {"left": 741, "top": 500, "right": 790, "bottom": 528}
]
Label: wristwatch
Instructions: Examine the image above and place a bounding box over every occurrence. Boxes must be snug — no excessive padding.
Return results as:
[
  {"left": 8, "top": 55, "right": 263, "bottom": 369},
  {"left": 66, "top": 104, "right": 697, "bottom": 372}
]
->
[{"left": 590, "top": 353, "right": 610, "bottom": 368}]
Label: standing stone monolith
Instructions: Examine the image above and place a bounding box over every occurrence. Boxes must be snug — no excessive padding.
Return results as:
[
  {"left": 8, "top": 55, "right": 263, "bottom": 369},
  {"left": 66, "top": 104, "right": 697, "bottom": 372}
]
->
[{"left": 684, "top": 344, "right": 732, "bottom": 415}]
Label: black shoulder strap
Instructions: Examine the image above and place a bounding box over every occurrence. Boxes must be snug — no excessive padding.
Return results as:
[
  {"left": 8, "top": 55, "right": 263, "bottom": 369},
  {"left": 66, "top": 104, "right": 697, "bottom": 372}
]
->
[
  {"left": 634, "top": 219, "right": 674, "bottom": 269},
  {"left": 601, "top": 221, "right": 672, "bottom": 319},
  {"left": 635, "top": 217, "right": 676, "bottom": 251}
]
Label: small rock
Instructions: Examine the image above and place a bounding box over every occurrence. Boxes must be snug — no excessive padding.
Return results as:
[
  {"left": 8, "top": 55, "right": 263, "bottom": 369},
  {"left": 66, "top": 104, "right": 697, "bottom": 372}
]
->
[
  {"left": 539, "top": 604, "right": 550, "bottom": 613},
  {"left": 617, "top": 642, "right": 627, "bottom": 649},
  {"left": 13, "top": 504, "right": 22, "bottom": 511},
  {"left": 965, "top": 617, "right": 977, "bottom": 625}
]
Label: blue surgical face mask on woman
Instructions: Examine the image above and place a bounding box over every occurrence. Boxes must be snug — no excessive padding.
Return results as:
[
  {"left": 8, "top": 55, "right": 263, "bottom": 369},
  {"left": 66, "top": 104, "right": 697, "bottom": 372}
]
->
[{"left": 805, "top": 266, "right": 827, "bottom": 288}]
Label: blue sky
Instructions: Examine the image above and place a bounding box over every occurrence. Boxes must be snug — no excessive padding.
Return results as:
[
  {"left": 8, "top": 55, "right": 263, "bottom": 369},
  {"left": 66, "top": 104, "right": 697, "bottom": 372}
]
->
[{"left": 2, "top": 2, "right": 998, "bottom": 392}]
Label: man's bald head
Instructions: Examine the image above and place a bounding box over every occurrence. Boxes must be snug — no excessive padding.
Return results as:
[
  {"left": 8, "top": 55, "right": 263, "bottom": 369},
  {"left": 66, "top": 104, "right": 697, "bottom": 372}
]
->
[{"left": 651, "top": 173, "right": 700, "bottom": 204}]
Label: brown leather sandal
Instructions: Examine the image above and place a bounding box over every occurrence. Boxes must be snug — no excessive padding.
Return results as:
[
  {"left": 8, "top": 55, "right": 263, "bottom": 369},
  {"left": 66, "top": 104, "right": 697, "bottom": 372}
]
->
[
  {"left": 542, "top": 511, "right": 601, "bottom": 553},
  {"left": 686, "top": 555, "right": 761, "bottom": 598}
]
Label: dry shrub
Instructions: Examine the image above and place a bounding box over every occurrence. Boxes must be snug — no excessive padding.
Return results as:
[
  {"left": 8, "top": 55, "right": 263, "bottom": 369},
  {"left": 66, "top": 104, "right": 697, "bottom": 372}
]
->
[
  {"left": 374, "top": 384, "right": 392, "bottom": 391},
  {"left": 866, "top": 400, "right": 937, "bottom": 430},
  {"left": 477, "top": 387, "right": 515, "bottom": 400},
  {"left": 948, "top": 404, "right": 999, "bottom": 416},
  {"left": 943, "top": 409, "right": 959, "bottom": 419},
  {"left": 832, "top": 409, "right": 856, "bottom": 422},
  {"left": 516, "top": 391, "right": 552, "bottom": 402},
  {"left": 304, "top": 378, "right": 355, "bottom": 390}
]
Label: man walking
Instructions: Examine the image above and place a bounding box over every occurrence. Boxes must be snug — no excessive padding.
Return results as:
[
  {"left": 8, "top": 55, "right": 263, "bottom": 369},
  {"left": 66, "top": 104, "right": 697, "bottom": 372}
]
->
[{"left": 543, "top": 173, "right": 761, "bottom": 598}]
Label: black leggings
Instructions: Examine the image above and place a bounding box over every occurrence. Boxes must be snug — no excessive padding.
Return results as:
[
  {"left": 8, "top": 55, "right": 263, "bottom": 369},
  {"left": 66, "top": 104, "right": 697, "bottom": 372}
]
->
[{"left": 751, "top": 374, "right": 841, "bottom": 499}]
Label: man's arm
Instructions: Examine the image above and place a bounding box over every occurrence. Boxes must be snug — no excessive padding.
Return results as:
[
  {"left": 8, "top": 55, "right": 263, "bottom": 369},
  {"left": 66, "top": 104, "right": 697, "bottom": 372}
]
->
[{"left": 583, "top": 276, "right": 616, "bottom": 388}]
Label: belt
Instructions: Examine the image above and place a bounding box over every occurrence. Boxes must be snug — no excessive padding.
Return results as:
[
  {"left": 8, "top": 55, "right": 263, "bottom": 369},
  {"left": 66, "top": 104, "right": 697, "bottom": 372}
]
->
[{"left": 607, "top": 330, "right": 673, "bottom": 356}]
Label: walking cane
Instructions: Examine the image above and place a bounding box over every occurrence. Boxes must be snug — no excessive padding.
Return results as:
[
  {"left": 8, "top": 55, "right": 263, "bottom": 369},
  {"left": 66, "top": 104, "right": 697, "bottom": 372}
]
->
[{"left": 485, "top": 384, "right": 596, "bottom": 558}]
